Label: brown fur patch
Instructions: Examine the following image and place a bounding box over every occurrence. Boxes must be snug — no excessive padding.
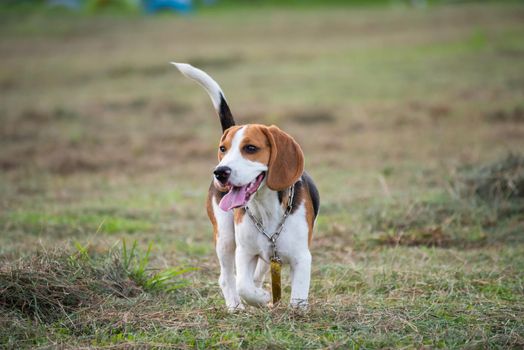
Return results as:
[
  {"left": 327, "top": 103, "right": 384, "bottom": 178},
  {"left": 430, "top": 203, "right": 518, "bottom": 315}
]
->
[
  {"left": 234, "top": 207, "right": 246, "bottom": 225},
  {"left": 206, "top": 182, "right": 228, "bottom": 244},
  {"left": 239, "top": 125, "right": 271, "bottom": 165},
  {"left": 303, "top": 189, "right": 315, "bottom": 246},
  {"left": 218, "top": 125, "right": 243, "bottom": 161},
  {"left": 206, "top": 188, "right": 218, "bottom": 243}
]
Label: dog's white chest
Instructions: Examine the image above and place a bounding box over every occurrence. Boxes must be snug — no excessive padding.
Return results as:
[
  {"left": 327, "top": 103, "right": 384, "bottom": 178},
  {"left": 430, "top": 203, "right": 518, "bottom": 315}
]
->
[{"left": 235, "top": 201, "right": 309, "bottom": 265}]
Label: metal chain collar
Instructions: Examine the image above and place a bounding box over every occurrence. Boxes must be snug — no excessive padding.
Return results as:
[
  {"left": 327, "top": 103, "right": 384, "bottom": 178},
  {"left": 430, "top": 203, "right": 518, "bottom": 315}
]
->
[{"left": 244, "top": 184, "right": 295, "bottom": 261}]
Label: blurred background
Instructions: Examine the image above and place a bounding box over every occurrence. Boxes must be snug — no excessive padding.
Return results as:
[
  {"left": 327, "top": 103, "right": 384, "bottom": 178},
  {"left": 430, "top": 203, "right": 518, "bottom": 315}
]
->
[{"left": 1, "top": 0, "right": 523, "bottom": 347}]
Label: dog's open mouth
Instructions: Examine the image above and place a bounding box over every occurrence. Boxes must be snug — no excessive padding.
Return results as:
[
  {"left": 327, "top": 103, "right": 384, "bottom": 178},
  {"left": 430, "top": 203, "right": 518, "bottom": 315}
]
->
[{"left": 219, "top": 173, "right": 265, "bottom": 211}]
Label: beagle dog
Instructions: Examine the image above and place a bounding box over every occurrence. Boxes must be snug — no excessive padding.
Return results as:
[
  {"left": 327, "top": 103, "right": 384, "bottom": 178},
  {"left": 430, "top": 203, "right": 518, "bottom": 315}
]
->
[{"left": 172, "top": 63, "right": 319, "bottom": 310}]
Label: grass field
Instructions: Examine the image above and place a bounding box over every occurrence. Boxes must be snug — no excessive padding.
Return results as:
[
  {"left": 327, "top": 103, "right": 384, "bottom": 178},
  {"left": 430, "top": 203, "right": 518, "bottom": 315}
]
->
[{"left": 1, "top": 2, "right": 524, "bottom": 348}]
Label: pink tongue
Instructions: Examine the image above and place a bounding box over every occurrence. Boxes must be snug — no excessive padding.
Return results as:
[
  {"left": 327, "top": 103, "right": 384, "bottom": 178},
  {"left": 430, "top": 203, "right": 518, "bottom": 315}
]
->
[{"left": 219, "top": 185, "right": 249, "bottom": 211}]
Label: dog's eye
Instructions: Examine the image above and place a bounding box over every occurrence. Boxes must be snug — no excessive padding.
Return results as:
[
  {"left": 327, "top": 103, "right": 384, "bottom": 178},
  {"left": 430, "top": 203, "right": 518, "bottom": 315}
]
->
[
  {"left": 243, "top": 145, "right": 258, "bottom": 154},
  {"left": 219, "top": 146, "right": 226, "bottom": 153}
]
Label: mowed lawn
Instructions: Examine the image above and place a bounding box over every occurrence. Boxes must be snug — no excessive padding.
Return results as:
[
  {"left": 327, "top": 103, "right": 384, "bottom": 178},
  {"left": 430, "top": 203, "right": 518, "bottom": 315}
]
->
[{"left": 1, "top": 3, "right": 524, "bottom": 348}]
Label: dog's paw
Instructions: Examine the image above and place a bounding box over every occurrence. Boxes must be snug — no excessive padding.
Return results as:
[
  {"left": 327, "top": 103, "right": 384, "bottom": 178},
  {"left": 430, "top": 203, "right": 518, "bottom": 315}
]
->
[
  {"left": 260, "top": 289, "right": 271, "bottom": 305},
  {"left": 238, "top": 286, "right": 271, "bottom": 307},
  {"left": 227, "top": 302, "right": 245, "bottom": 313},
  {"left": 290, "top": 298, "right": 309, "bottom": 311}
]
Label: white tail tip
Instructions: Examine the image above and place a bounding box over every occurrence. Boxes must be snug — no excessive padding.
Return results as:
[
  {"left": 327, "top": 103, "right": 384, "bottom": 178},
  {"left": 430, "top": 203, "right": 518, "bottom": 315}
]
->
[
  {"left": 170, "top": 61, "right": 225, "bottom": 110},
  {"left": 171, "top": 61, "right": 235, "bottom": 131}
]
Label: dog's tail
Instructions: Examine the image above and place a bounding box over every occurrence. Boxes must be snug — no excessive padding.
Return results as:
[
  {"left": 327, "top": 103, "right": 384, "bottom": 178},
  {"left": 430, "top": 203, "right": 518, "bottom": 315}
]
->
[{"left": 171, "top": 62, "right": 235, "bottom": 132}]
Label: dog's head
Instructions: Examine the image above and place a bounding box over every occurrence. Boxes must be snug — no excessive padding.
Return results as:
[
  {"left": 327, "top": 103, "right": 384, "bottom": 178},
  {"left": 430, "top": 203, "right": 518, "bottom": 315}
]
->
[
  {"left": 170, "top": 62, "right": 304, "bottom": 211},
  {"left": 213, "top": 124, "right": 304, "bottom": 211}
]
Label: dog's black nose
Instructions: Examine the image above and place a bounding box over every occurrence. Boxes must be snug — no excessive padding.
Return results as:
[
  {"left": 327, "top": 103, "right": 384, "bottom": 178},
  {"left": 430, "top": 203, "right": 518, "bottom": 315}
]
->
[{"left": 213, "top": 166, "right": 231, "bottom": 184}]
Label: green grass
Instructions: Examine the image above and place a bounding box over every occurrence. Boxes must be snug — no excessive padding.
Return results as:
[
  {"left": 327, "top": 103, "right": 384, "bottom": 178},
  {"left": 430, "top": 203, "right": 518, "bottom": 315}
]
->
[
  {"left": 5, "top": 211, "right": 154, "bottom": 234},
  {"left": 1, "top": 2, "right": 524, "bottom": 349}
]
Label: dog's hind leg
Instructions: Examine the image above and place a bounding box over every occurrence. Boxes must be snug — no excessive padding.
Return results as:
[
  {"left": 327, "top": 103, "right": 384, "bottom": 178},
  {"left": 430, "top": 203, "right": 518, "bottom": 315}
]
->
[
  {"left": 253, "top": 257, "right": 269, "bottom": 288},
  {"left": 289, "top": 250, "right": 312, "bottom": 309}
]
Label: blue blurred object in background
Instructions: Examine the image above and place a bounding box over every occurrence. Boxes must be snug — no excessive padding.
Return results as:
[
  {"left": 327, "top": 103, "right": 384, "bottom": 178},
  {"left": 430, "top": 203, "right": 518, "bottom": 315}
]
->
[
  {"left": 143, "top": 0, "right": 193, "bottom": 14},
  {"left": 47, "top": 0, "right": 83, "bottom": 10},
  {"left": 45, "top": 0, "right": 194, "bottom": 14}
]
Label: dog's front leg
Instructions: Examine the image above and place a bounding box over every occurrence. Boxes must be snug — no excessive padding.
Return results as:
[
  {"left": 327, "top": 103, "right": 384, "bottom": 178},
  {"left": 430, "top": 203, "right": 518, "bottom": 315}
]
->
[
  {"left": 216, "top": 232, "right": 243, "bottom": 311},
  {"left": 236, "top": 248, "right": 271, "bottom": 307},
  {"left": 289, "top": 250, "right": 312, "bottom": 309},
  {"left": 213, "top": 203, "right": 243, "bottom": 311}
]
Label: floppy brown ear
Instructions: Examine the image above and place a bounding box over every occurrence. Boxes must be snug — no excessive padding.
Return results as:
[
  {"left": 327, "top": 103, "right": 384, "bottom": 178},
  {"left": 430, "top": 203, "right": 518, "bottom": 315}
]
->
[{"left": 263, "top": 125, "right": 304, "bottom": 191}]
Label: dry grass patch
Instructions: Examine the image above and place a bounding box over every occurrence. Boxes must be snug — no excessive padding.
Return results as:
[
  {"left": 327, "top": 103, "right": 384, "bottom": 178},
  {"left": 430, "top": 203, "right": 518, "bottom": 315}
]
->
[
  {"left": 0, "top": 242, "right": 192, "bottom": 323},
  {"left": 455, "top": 152, "right": 524, "bottom": 202}
]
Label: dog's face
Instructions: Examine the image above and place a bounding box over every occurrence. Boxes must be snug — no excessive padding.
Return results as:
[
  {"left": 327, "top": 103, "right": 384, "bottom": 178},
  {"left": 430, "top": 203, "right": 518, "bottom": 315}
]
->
[{"left": 213, "top": 124, "right": 304, "bottom": 211}]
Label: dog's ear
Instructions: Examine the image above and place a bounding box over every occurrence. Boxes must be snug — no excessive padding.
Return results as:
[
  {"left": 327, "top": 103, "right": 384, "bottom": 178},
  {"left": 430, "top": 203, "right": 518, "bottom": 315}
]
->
[{"left": 263, "top": 125, "right": 304, "bottom": 191}]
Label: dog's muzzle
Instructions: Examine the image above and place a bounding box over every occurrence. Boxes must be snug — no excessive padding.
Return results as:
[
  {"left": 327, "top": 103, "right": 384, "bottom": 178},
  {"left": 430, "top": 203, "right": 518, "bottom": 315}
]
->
[{"left": 213, "top": 166, "right": 231, "bottom": 185}]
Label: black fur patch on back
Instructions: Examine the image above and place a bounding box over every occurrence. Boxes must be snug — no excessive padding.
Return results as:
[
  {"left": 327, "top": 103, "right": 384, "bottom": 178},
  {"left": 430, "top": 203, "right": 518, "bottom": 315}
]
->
[
  {"left": 278, "top": 171, "right": 319, "bottom": 219},
  {"left": 302, "top": 172, "right": 320, "bottom": 218}
]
